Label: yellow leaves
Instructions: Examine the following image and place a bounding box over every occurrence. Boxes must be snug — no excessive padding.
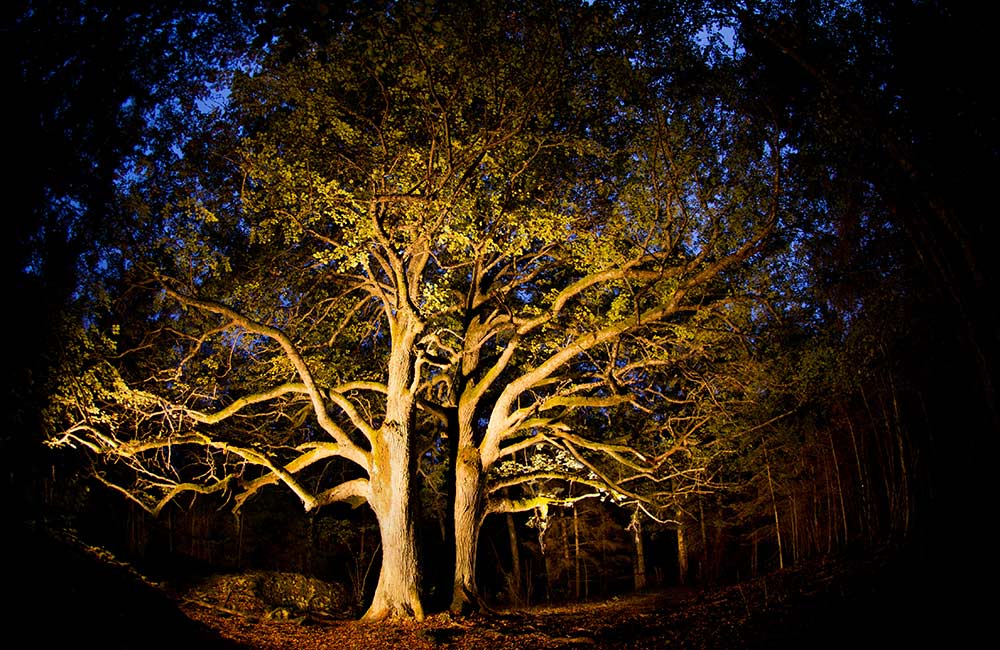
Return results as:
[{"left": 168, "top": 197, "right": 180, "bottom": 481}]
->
[
  {"left": 419, "top": 275, "right": 456, "bottom": 315},
  {"left": 437, "top": 223, "right": 475, "bottom": 255},
  {"left": 607, "top": 291, "right": 632, "bottom": 323},
  {"left": 493, "top": 446, "right": 585, "bottom": 478},
  {"left": 182, "top": 202, "right": 221, "bottom": 224}
]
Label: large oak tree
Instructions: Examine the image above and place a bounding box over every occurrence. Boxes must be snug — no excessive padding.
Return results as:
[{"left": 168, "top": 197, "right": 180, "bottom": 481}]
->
[{"left": 46, "top": 0, "right": 786, "bottom": 619}]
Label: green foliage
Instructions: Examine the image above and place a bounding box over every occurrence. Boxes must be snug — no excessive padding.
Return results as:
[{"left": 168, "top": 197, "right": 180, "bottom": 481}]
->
[
  {"left": 493, "top": 446, "right": 586, "bottom": 479},
  {"left": 40, "top": 0, "right": 927, "bottom": 608}
]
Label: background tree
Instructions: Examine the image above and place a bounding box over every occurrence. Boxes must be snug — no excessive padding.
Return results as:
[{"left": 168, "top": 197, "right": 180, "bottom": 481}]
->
[
  {"left": 726, "top": 0, "right": 996, "bottom": 584},
  {"left": 2, "top": 0, "right": 259, "bottom": 525},
  {"left": 46, "top": 0, "right": 618, "bottom": 620}
]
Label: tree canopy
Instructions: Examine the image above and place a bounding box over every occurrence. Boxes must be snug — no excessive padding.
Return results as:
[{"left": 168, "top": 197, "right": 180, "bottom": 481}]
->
[{"left": 24, "top": 0, "right": 996, "bottom": 629}]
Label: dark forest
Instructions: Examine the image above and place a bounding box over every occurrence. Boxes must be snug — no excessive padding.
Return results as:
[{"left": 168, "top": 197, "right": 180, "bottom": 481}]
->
[{"left": 2, "top": 1, "right": 996, "bottom": 647}]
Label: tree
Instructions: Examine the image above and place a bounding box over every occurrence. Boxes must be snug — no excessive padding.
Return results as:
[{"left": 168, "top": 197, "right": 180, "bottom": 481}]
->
[
  {"left": 716, "top": 8, "right": 998, "bottom": 626},
  {"left": 439, "top": 20, "right": 788, "bottom": 612},
  {"left": 45, "top": 0, "right": 795, "bottom": 620},
  {"left": 46, "top": 0, "right": 586, "bottom": 620},
  {"left": 2, "top": 0, "right": 264, "bottom": 530}
]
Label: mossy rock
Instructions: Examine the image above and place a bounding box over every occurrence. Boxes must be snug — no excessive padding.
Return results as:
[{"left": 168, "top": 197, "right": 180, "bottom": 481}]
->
[{"left": 187, "top": 570, "right": 350, "bottom": 617}]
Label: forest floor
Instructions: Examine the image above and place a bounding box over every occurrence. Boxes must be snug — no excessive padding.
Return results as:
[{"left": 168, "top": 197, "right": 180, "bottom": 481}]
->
[
  {"left": 176, "top": 548, "right": 942, "bottom": 650},
  {"left": 11, "top": 524, "right": 964, "bottom": 649}
]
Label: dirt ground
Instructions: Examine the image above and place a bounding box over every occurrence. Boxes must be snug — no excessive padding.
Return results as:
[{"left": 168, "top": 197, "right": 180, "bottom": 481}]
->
[
  {"left": 180, "top": 589, "right": 692, "bottom": 650},
  {"left": 13, "top": 525, "right": 958, "bottom": 649}
]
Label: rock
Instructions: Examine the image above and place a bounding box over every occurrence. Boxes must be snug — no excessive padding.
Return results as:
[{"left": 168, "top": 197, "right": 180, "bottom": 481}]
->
[{"left": 186, "top": 570, "right": 350, "bottom": 618}]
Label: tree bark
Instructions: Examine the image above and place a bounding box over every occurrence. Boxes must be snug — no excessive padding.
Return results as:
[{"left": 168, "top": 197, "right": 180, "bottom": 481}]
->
[
  {"left": 676, "top": 518, "right": 688, "bottom": 587},
  {"left": 361, "top": 312, "right": 424, "bottom": 621},
  {"left": 561, "top": 516, "right": 572, "bottom": 597},
  {"left": 764, "top": 446, "right": 784, "bottom": 570},
  {"left": 631, "top": 514, "right": 646, "bottom": 591},
  {"left": 450, "top": 444, "right": 485, "bottom": 614},
  {"left": 506, "top": 512, "right": 523, "bottom": 606},
  {"left": 573, "top": 507, "right": 581, "bottom": 600},
  {"left": 362, "top": 420, "right": 424, "bottom": 621}
]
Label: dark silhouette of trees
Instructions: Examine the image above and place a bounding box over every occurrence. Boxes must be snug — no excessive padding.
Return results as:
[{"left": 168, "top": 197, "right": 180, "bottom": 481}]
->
[{"left": 2, "top": 0, "right": 260, "bottom": 525}]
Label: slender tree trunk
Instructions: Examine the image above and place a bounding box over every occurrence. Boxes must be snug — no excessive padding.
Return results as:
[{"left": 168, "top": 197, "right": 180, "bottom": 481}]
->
[
  {"left": 561, "top": 516, "right": 572, "bottom": 597},
  {"left": 676, "top": 517, "right": 688, "bottom": 586},
  {"left": 235, "top": 512, "right": 243, "bottom": 570},
  {"left": 573, "top": 507, "right": 581, "bottom": 600},
  {"left": 886, "top": 370, "right": 912, "bottom": 536},
  {"left": 506, "top": 512, "right": 523, "bottom": 606},
  {"left": 789, "top": 494, "right": 798, "bottom": 565},
  {"left": 698, "top": 498, "right": 709, "bottom": 584},
  {"left": 764, "top": 445, "right": 784, "bottom": 570},
  {"left": 843, "top": 405, "right": 871, "bottom": 539},
  {"left": 631, "top": 514, "right": 647, "bottom": 591},
  {"left": 827, "top": 428, "right": 849, "bottom": 545}
]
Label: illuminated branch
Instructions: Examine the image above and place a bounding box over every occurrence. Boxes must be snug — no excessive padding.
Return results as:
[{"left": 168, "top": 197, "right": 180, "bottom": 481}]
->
[
  {"left": 503, "top": 393, "right": 631, "bottom": 438},
  {"left": 553, "top": 437, "right": 661, "bottom": 508},
  {"left": 482, "top": 297, "right": 684, "bottom": 465},
  {"left": 233, "top": 441, "right": 346, "bottom": 510},
  {"left": 92, "top": 471, "right": 234, "bottom": 517},
  {"left": 160, "top": 284, "right": 371, "bottom": 472},
  {"left": 542, "top": 430, "right": 654, "bottom": 472},
  {"left": 489, "top": 471, "right": 625, "bottom": 498},
  {"left": 487, "top": 491, "right": 602, "bottom": 515},
  {"left": 180, "top": 382, "right": 313, "bottom": 424},
  {"left": 315, "top": 477, "right": 371, "bottom": 509},
  {"left": 495, "top": 428, "right": 548, "bottom": 459},
  {"left": 149, "top": 369, "right": 381, "bottom": 461},
  {"left": 47, "top": 423, "right": 119, "bottom": 453},
  {"left": 106, "top": 430, "right": 322, "bottom": 511},
  {"left": 513, "top": 254, "right": 683, "bottom": 337}
]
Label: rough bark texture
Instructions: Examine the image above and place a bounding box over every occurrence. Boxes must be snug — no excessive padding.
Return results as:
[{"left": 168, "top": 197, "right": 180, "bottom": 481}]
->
[
  {"left": 362, "top": 427, "right": 422, "bottom": 620},
  {"left": 450, "top": 445, "right": 485, "bottom": 614},
  {"left": 362, "top": 315, "right": 424, "bottom": 621}
]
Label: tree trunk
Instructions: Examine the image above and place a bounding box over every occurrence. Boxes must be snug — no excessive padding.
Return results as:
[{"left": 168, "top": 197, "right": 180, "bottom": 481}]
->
[
  {"left": 561, "top": 516, "right": 572, "bottom": 598},
  {"left": 764, "top": 446, "right": 784, "bottom": 570},
  {"left": 361, "top": 314, "right": 424, "bottom": 621},
  {"left": 506, "top": 512, "right": 523, "bottom": 606},
  {"left": 698, "top": 498, "right": 709, "bottom": 584},
  {"left": 573, "top": 507, "right": 581, "bottom": 600},
  {"left": 450, "top": 444, "right": 485, "bottom": 614},
  {"left": 676, "top": 519, "right": 688, "bottom": 586},
  {"left": 631, "top": 515, "right": 647, "bottom": 591},
  {"left": 363, "top": 421, "right": 424, "bottom": 621}
]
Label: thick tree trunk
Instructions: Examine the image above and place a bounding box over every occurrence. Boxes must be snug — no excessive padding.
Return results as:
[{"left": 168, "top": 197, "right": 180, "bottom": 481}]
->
[
  {"left": 361, "top": 313, "right": 424, "bottom": 621},
  {"left": 362, "top": 422, "right": 424, "bottom": 621},
  {"left": 450, "top": 445, "right": 485, "bottom": 614}
]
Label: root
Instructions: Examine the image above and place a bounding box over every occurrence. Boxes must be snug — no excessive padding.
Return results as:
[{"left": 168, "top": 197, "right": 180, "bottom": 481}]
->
[{"left": 361, "top": 587, "right": 425, "bottom": 623}]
